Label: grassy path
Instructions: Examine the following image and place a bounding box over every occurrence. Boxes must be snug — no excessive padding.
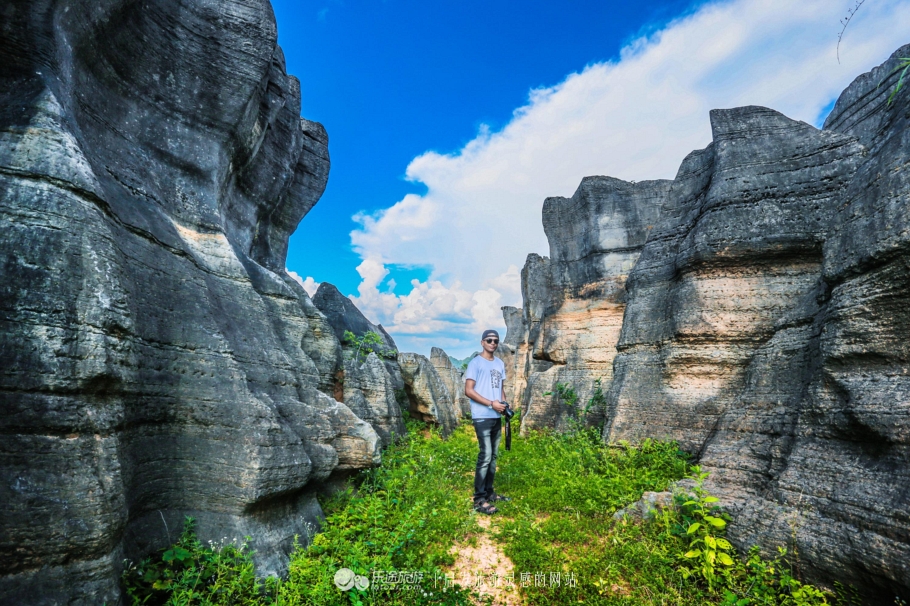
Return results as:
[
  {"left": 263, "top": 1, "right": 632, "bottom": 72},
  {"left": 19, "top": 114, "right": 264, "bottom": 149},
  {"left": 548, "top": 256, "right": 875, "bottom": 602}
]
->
[
  {"left": 447, "top": 514, "right": 520, "bottom": 605},
  {"left": 123, "top": 420, "right": 838, "bottom": 605}
]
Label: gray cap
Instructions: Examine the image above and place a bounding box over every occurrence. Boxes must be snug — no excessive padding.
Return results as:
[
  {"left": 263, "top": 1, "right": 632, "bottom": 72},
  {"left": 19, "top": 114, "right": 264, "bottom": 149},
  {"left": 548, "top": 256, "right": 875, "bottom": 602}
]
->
[{"left": 481, "top": 329, "right": 500, "bottom": 341}]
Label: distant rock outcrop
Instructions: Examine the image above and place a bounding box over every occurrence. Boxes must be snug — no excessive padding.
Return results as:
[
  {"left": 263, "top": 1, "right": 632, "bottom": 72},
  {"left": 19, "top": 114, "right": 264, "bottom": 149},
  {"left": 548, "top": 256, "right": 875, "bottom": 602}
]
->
[
  {"left": 504, "top": 178, "right": 669, "bottom": 433},
  {"left": 398, "top": 353, "right": 459, "bottom": 437},
  {"left": 0, "top": 0, "right": 379, "bottom": 602},
  {"left": 508, "top": 46, "right": 910, "bottom": 599},
  {"left": 342, "top": 353, "right": 407, "bottom": 447},
  {"left": 309, "top": 288, "right": 462, "bottom": 440},
  {"left": 431, "top": 347, "right": 471, "bottom": 418},
  {"left": 311, "top": 281, "right": 409, "bottom": 443},
  {"left": 312, "top": 282, "right": 398, "bottom": 353}
]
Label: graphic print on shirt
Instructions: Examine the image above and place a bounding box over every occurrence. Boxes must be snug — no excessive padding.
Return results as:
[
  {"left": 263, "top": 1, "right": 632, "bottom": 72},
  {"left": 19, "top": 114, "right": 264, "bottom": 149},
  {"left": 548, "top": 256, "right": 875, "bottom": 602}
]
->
[{"left": 490, "top": 369, "right": 502, "bottom": 394}]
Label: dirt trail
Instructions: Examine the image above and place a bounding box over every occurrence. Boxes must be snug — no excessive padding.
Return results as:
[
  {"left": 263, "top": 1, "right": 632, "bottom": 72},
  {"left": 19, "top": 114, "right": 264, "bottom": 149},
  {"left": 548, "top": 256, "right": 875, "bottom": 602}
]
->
[{"left": 446, "top": 512, "right": 522, "bottom": 605}]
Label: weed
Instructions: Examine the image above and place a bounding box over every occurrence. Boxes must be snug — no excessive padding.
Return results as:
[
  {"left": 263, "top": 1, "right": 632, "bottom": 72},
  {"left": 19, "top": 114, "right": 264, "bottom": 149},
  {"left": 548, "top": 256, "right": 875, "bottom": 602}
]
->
[
  {"left": 121, "top": 517, "right": 266, "bottom": 605},
  {"left": 886, "top": 58, "right": 910, "bottom": 105},
  {"left": 544, "top": 382, "right": 579, "bottom": 409},
  {"left": 584, "top": 378, "right": 607, "bottom": 415},
  {"left": 674, "top": 471, "right": 736, "bottom": 589}
]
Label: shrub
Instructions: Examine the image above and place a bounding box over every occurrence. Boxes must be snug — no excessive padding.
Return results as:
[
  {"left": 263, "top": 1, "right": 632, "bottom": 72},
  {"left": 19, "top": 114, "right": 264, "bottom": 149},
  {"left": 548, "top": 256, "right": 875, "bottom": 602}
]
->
[
  {"left": 342, "top": 330, "right": 397, "bottom": 363},
  {"left": 121, "top": 517, "right": 268, "bottom": 605}
]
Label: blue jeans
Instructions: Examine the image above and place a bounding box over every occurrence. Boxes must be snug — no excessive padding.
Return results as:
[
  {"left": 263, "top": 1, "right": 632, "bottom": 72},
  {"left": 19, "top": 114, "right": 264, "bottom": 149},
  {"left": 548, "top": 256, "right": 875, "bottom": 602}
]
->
[{"left": 473, "top": 418, "right": 502, "bottom": 503}]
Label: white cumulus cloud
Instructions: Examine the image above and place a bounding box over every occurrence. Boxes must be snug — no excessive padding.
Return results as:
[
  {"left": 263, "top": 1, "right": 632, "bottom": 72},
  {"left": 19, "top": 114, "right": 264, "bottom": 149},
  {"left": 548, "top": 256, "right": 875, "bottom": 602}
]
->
[
  {"left": 287, "top": 269, "right": 320, "bottom": 297},
  {"left": 349, "top": 0, "right": 910, "bottom": 357}
]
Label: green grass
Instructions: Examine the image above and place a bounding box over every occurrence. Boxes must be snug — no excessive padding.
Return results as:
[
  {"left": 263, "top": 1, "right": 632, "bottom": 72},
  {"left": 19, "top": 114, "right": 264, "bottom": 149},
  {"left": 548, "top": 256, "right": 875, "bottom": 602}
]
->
[
  {"left": 123, "top": 420, "right": 837, "bottom": 605},
  {"left": 278, "top": 421, "right": 481, "bottom": 605},
  {"left": 490, "top": 427, "right": 832, "bottom": 605},
  {"left": 491, "top": 428, "right": 697, "bottom": 605}
]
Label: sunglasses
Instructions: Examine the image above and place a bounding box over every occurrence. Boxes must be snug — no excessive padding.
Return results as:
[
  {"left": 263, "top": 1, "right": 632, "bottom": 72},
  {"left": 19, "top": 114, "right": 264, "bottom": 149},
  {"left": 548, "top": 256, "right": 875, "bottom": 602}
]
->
[{"left": 484, "top": 338, "right": 499, "bottom": 344}]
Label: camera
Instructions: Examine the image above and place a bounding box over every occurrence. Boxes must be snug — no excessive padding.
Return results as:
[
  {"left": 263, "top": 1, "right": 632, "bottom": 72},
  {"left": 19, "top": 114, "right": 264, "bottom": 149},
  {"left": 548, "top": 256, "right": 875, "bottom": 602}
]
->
[{"left": 501, "top": 401, "right": 515, "bottom": 420}]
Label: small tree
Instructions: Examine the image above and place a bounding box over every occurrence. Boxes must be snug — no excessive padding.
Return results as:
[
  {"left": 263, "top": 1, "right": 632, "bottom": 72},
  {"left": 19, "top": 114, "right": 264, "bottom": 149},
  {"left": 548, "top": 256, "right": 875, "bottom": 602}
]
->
[{"left": 342, "top": 330, "right": 397, "bottom": 363}]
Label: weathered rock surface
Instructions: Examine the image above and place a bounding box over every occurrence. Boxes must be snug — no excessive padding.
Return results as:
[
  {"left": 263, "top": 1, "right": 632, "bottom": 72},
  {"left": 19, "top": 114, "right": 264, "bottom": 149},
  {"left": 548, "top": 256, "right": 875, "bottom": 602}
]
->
[
  {"left": 603, "top": 48, "right": 910, "bottom": 596},
  {"left": 312, "top": 280, "right": 409, "bottom": 441},
  {"left": 398, "top": 353, "right": 458, "bottom": 436},
  {"left": 430, "top": 347, "right": 471, "bottom": 418},
  {"left": 505, "top": 178, "right": 669, "bottom": 433},
  {"left": 509, "top": 45, "right": 910, "bottom": 599},
  {"left": 0, "top": 0, "right": 380, "bottom": 602},
  {"left": 343, "top": 353, "right": 406, "bottom": 447},
  {"left": 613, "top": 490, "right": 675, "bottom": 522}
]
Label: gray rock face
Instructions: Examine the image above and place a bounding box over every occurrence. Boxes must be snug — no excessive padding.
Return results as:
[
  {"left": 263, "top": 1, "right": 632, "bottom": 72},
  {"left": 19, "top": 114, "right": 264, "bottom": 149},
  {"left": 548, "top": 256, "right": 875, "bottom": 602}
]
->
[
  {"left": 606, "top": 54, "right": 910, "bottom": 598},
  {"left": 506, "top": 178, "right": 669, "bottom": 433},
  {"left": 509, "top": 45, "right": 910, "bottom": 599},
  {"left": 0, "top": 0, "right": 380, "bottom": 602},
  {"left": 343, "top": 353, "right": 406, "bottom": 447},
  {"left": 602, "top": 48, "right": 910, "bottom": 598},
  {"left": 397, "top": 353, "right": 458, "bottom": 437},
  {"left": 312, "top": 282, "right": 398, "bottom": 353},
  {"left": 312, "top": 281, "right": 409, "bottom": 442},
  {"left": 430, "top": 347, "right": 471, "bottom": 418},
  {"left": 608, "top": 104, "right": 864, "bottom": 451}
]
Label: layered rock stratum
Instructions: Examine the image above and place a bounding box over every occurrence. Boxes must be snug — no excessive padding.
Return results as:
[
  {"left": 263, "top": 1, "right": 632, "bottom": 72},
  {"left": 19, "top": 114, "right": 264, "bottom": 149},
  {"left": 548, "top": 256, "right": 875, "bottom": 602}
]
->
[
  {"left": 507, "top": 46, "right": 910, "bottom": 599},
  {"left": 431, "top": 346, "right": 471, "bottom": 419},
  {"left": 505, "top": 178, "right": 669, "bottom": 433},
  {"left": 398, "top": 353, "right": 459, "bottom": 437},
  {"left": 312, "top": 282, "right": 459, "bottom": 438},
  {"left": 0, "top": 1, "right": 388, "bottom": 602}
]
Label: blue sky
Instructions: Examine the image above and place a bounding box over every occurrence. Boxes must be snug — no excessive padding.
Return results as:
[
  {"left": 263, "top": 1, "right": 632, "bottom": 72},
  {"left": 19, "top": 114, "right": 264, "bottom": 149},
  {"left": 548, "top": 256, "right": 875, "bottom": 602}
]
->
[
  {"left": 275, "top": 0, "right": 910, "bottom": 357},
  {"left": 277, "top": 0, "right": 698, "bottom": 294}
]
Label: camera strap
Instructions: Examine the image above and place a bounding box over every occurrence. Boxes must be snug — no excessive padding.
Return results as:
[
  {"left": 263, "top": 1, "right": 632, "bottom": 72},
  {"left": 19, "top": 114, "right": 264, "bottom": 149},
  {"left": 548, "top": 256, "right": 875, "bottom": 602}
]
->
[{"left": 504, "top": 416, "right": 512, "bottom": 451}]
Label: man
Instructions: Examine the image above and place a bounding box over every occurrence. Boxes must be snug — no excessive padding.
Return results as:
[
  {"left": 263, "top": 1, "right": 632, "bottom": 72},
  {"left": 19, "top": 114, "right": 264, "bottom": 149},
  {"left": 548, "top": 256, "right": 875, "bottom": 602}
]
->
[{"left": 464, "top": 329, "right": 512, "bottom": 514}]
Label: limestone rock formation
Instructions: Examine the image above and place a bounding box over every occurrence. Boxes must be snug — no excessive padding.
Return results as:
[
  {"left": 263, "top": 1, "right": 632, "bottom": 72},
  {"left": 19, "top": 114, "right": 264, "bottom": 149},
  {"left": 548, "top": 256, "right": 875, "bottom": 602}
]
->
[
  {"left": 505, "top": 178, "right": 669, "bottom": 433},
  {"left": 507, "top": 46, "right": 910, "bottom": 599},
  {"left": 497, "top": 306, "right": 527, "bottom": 405},
  {"left": 430, "top": 347, "right": 471, "bottom": 418},
  {"left": 0, "top": 0, "right": 380, "bottom": 602},
  {"left": 312, "top": 282, "right": 398, "bottom": 354},
  {"left": 398, "top": 353, "right": 458, "bottom": 436},
  {"left": 343, "top": 353, "right": 407, "bottom": 447},
  {"left": 311, "top": 281, "right": 409, "bottom": 441},
  {"left": 603, "top": 46, "right": 910, "bottom": 598}
]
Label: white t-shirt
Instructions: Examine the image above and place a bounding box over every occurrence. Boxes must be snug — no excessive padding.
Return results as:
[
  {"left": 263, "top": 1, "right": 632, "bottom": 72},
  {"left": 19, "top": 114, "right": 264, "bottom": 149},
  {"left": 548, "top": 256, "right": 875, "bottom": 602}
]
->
[{"left": 465, "top": 355, "right": 506, "bottom": 419}]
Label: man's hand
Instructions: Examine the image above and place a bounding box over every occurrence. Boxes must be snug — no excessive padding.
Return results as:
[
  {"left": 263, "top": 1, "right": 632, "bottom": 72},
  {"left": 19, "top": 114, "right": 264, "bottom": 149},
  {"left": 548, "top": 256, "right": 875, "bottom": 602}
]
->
[{"left": 491, "top": 400, "right": 506, "bottom": 413}]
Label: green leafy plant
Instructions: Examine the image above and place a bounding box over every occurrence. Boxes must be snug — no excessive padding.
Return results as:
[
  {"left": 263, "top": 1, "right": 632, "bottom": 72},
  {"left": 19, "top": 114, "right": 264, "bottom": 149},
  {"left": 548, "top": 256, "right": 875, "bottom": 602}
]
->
[
  {"left": 718, "top": 546, "right": 831, "bottom": 606},
  {"left": 343, "top": 330, "right": 398, "bottom": 363},
  {"left": 121, "top": 517, "right": 266, "bottom": 605},
  {"left": 674, "top": 472, "right": 735, "bottom": 590},
  {"left": 583, "top": 377, "right": 606, "bottom": 414},
  {"left": 886, "top": 57, "right": 910, "bottom": 105},
  {"left": 543, "top": 382, "right": 578, "bottom": 409}
]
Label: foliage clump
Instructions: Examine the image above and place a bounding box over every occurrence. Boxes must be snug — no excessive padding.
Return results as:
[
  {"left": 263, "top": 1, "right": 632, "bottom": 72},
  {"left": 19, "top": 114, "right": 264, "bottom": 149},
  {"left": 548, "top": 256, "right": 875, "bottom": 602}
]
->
[
  {"left": 342, "top": 330, "right": 398, "bottom": 364},
  {"left": 121, "top": 518, "right": 269, "bottom": 605},
  {"left": 495, "top": 425, "right": 836, "bottom": 605}
]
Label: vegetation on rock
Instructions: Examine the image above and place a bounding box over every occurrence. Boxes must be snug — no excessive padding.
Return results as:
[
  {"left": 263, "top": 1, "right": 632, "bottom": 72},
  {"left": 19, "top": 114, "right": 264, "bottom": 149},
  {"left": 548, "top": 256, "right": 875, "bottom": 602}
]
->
[{"left": 343, "top": 330, "right": 398, "bottom": 363}]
